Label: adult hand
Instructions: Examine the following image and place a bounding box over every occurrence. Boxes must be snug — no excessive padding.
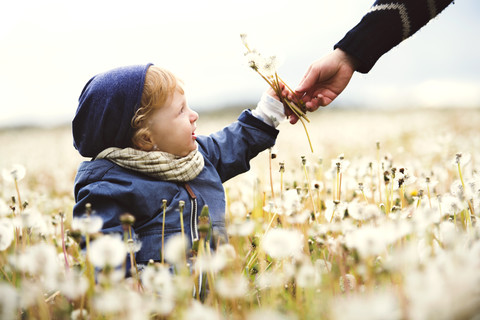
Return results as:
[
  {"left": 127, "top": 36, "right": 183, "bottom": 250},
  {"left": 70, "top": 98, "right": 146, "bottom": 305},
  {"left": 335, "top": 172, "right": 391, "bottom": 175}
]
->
[{"left": 289, "top": 48, "right": 357, "bottom": 112}]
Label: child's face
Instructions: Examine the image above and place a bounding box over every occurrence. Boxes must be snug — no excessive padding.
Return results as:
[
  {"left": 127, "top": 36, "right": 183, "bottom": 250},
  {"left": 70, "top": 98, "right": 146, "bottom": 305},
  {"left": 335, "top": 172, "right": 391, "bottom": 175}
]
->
[{"left": 148, "top": 89, "right": 199, "bottom": 157}]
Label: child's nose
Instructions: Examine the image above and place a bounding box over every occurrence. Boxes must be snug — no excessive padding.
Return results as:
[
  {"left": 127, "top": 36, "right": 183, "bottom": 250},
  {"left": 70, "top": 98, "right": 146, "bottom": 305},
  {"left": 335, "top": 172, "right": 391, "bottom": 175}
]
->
[{"left": 190, "top": 109, "right": 199, "bottom": 122}]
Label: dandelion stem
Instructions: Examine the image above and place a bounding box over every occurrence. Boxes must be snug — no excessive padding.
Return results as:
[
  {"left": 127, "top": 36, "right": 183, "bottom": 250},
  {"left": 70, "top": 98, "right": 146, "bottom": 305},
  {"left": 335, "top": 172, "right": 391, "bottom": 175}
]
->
[
  {"left": 14, "top": 179, "right": 23, "bottom": 212},
  {"left": 268, "top": 149, "right": 276, "bottom": 203},
  {"left": 400, "top": 185, "right": 405, "bottom": 210},
  {"left": 59, "top": 212, "right": 70, "bottom": 272},
  {"left": 302, "top": 156, "right": 317, "bottom": 217},
  {"left": 84, "top": 233, "right": 95, "bottom": 303},
  {"left": 457, "top": 162, "right": 474, "bottom": 228},
  {"left": 390, "top": 178, "right": 394, "bottom": 214},
  {"left": 426, "top": 179, "right": 432, "bottom": 209},
  {"left": 339, "top": 172, "right": 343, "bottom": 202},
  {"left": 179, "top": 200, "right": 187, "bottom": 263},
  {"left": 128, "top": 226, "right": 141, "bottom": 291},
  {"left": 279, "top": 162, "right": 285, "bottom": 194},
  {"left": 161, "top": 199, "right": 167, "bottom": 264},
  {"left": 376, "top": 142, "right": 382, "bottom": 205}
]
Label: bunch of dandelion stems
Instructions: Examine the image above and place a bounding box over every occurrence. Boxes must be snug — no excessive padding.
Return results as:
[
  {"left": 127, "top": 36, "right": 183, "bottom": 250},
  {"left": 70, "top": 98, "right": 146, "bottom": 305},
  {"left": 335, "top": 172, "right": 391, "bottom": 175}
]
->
[
  {"left": 457, "top": 161, "right": 475, "bottom": 230},
  {"left": 242, "top": 43, "right": 314, "bottom": 153}
]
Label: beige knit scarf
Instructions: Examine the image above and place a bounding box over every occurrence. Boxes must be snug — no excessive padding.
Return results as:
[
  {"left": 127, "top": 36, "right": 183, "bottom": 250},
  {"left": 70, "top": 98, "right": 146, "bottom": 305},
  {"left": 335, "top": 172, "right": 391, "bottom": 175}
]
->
[{"left": 95, "top": 147, "right": 204, "bottom": 182}]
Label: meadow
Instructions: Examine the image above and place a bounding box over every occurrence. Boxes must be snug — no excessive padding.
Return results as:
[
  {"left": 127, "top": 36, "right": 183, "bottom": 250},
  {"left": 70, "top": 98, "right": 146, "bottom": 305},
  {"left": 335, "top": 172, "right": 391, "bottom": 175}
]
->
[{"left": 1, "top": 107, "right": 479, "bottom": 319}]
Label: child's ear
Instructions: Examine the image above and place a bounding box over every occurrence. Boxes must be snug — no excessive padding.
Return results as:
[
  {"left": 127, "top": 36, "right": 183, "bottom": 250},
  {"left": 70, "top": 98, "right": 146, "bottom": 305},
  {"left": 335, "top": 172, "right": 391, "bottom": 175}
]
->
[{"left": 135, "top": 132, "right": 155, "bottom": 151}]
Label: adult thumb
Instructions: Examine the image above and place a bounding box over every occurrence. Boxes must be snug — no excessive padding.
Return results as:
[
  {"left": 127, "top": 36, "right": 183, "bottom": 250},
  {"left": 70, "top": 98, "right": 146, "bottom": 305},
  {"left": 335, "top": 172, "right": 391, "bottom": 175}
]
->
[{"left": 295, "top": 71, "right": 314, "bottom": 93}]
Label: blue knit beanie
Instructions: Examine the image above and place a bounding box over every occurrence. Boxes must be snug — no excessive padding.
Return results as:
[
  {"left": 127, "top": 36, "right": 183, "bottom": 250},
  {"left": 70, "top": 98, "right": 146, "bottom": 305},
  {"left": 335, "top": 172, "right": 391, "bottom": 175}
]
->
[{"left": 73, "top": 64, "right": 153, "bottom": 158}]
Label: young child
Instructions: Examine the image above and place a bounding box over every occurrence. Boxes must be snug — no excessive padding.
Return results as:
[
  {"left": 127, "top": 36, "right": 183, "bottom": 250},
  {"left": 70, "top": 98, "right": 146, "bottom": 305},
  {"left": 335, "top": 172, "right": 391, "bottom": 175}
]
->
[{"left": 72, "top": 64, "right": 286, "bottom": 267}]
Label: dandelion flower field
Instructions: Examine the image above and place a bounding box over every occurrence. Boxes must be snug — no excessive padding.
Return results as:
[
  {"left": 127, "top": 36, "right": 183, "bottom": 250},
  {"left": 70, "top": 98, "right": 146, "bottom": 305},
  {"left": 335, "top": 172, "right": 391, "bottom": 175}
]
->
[{"left": 1, "top": 107, "right": 480, "bottom": 319}]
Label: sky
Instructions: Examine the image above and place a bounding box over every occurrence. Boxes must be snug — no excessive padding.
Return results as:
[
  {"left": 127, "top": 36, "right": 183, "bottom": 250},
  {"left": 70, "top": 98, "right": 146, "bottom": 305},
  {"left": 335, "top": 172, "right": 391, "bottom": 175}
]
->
[{"left": 1, "top": 0, "right": 479, "bottom": 127}]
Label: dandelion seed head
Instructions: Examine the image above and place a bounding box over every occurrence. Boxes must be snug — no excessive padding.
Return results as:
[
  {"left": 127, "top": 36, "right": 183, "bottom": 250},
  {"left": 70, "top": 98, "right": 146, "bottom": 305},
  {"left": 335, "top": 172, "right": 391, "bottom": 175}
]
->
[
  {"left": 247, "top": 308, "right": 297, "bottom": 320},
  {"left": 453, "top": 152, "right": 471, "bottom": 166},
  {"left": 164, "top": 234, "right": 187, "bottom": 267},
  {"left": 72, "top": 214, "right": 103, "bottom": 234},
  {"left": 339, "top": 274, "right": 357, "bottom": 292},
  {"left": 315, "top": 258, "right": 332, "bottom": 275},
  {"left": 182, "top": 300, "right": 221, "bottom": 320},
  {"left": 345, "top": 225, "right": 391, "bottom": 258},
  {"left": 228, "top": 218, "right": 255, "bottom": 237},
  {"left": 88, "top": 234, "right": 127, "bottom": 268},
  {"left": 216, "top": 273, "right": 248, "bottom": 299},
  {"left": 195, "top": 244, "right": 235, "bottom": 274},
  {"left": 93, "top": 289, "right": 124, "bottom": 314},
  {"left": 71, "top": 309, "right": 88, "bottom": 320},
  {"left": 331, "top": 290, "right": 402, "bottom": 320},
  {"left": 441, "top": 194, "right": 464, "bottom": 215},
  {"left": 255, "top": 270, "right": 286, "bottom": 289},
  {"left": 262, "top": 228, "right": 303, "bottom": 259},
  {"left": 0, "top": 219, "right": 14, "bottom": 251},
  {"left": 2, "top": 164, "right": 26, "bottom": 182},
  {"left": 436, "top": 221, "right": 458, "bottom": 247},
  {"left": 0, "top": 283, "right": 18, "bottom": 320},
  {"left": 18, "top": 281, "right": 43, "bottom": 309},
  {"left": 60, "top": 270, "right": 88, "bottom": 300},
  {"left": 0, "top": 199, "right": 12, "bottom": 217},
  {"left": 296, "top": 261, "right": 318, "bottom": 288},
  {"left": 9, "top": 243, "right": 60, "bottom": 290},
  {"left": 286, "top": 209, "right": 311, "bottom": 224},
  {"left": 126, "top": 237, "right": 142, "bottom": 253},
  {"left": 229, "top": 200, "right": 248, "bottom": 218},
  {"left": 324, "top": 200, "right": 347, "bottom": 222},
  {"left": 141, "top": 263, "right": 172, "bottom": 292},
  {"left": 97, "top": 268, "right": 125, "bottom": 284},
  {"left": 20, "top": 208, "right": 54, "bottom": 236},
  {"left": 278, "top": 189, "right": 302, "bottom": 216},
  {"left": 244, "top": 50, "right": 262, "bottom": 70}
]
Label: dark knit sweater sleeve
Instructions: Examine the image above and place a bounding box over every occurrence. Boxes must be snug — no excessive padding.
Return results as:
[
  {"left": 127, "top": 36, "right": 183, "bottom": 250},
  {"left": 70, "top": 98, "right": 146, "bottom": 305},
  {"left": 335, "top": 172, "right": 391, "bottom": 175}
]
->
[{"left": 334, "top": 0, "right": 454, "bottom": 73}]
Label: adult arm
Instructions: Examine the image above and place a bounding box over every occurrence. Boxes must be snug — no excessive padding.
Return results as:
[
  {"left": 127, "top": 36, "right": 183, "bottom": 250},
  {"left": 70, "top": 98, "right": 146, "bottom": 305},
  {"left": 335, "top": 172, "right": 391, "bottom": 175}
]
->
[{"left": 292, "top": 0, "right": 455, "bottom": 112}]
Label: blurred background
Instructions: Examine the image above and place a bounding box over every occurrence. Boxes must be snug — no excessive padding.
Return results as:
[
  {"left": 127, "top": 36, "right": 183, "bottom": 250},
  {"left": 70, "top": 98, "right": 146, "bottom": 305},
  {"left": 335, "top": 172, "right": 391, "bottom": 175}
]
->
[{"left": 1, "top": 0, "right": 479, "bottom": 128}]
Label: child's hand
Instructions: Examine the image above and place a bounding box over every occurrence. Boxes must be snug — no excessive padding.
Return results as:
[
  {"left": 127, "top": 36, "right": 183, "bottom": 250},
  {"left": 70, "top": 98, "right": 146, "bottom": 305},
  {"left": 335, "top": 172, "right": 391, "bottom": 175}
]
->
[
  {"left": 266, "top": 87, "right": 280, "bottom": 101},
  {"left": 265, "top": 84, "right": 299, "bottom": 124}
]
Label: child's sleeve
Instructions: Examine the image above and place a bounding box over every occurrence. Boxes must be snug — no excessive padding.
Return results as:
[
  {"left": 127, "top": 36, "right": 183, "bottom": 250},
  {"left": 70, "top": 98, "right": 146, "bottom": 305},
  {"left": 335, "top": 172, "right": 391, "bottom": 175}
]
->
[
  {"left": 74, "top": 181, "right": 132, "bottom": 235},
  {"left": 198, "top": 108, "right": 280, "bottom": 182},
  {"left": 252, "top": 92, "right": 286, "bottom": 128}
]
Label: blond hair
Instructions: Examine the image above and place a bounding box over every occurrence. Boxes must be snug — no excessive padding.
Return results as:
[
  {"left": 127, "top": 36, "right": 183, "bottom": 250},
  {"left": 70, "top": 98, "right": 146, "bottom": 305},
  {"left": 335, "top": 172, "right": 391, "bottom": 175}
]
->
[{"left": 131, "top": 66, "right": 184, "bottom": 150}]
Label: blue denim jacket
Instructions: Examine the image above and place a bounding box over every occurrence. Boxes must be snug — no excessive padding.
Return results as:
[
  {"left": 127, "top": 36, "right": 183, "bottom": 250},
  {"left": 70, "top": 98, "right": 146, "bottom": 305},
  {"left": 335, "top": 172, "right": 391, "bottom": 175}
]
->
[{"left": 73, "top": 110, "right": 278, "bottom": 265}]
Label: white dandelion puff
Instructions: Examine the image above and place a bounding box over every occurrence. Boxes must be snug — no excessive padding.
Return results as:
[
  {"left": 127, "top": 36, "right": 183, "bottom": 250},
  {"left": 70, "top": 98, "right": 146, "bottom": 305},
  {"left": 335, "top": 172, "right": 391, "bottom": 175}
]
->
[
  {"left": 72, "top": 214, "right": 103, "bottom": 235},
  {"left": 255, "top": 270, "right": 287, "bottom": 290},
  {"left": 339, "top": 274, "right": 357, "bottom": 292},
  {"left": 140, "top": 263, "right": 174, "bottom": 295},
  {"left": 227, "top": 219, "right": 255, "bottom": 237},
  {"left": 262, "top": 228, "right": 304, "bottom": 260},
  {"left": 331, "top": 290, "right": 402, "bottom": 320},
  {"left": 88, "top": 234, "right": 127, "bottom": 268},
  {"left": 0, "top": 199, "right": 12, "bottom": 217},
  {"left": 452, "top": 152, "right": 471, "bottom": 167},
  {"left": 216, "top": 273, "right": 249, "bottom": 299},
  {"left": 2, "top": 164, "right": 26, "bottom": 182},
  {"left": 278, "top": 189, "right": 302, "bottom": 216},
  {"left": 93, "top": 289, "right": 124, "bottom": 314},
  {"left": 182, "top": 300, "right": 221, "bottom": 320},
  {"left": 296, "top": 261, "right": 319, "bottom": 288},
  {"left": 0, "top": 283, "right": 18, "bottom": 320},
  {"left": 0, "top": 219, "right": 14, "bottom": 251},
  {"left": 71, "top": 309, "right": 88, "bottom": 320},
  {"left": 195, "top": 243, "right": 236, "bottom": 273},
  {"left": 59, "top": 270, "right": 89, "bottom": 300},
  {"left": 164, "top": 234, "right": 187, "bottom": 267},
  {"left": 247, "top": 308, "right": 297, "bottom": 320}
]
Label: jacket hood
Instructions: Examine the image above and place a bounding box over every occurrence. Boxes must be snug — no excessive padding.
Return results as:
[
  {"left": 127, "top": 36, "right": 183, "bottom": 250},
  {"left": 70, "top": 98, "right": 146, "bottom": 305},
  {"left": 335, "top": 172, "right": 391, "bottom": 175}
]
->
[{"left": 72, "top": 64, "right": 153, "bottom": 158}]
